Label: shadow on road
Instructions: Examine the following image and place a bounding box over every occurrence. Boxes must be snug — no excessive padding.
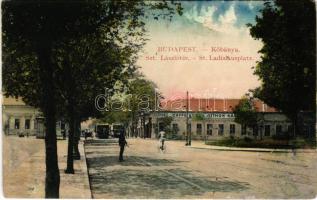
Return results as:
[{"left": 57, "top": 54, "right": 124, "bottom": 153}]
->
[
  {"left": 85, "top": 140, "right": 250, "bottom": 198},
  {"left": 89, "top": 168, "right": 249, "bottom": 198},
  {"left": 86, "top": 155, "right": 184, "bottom": 168}
]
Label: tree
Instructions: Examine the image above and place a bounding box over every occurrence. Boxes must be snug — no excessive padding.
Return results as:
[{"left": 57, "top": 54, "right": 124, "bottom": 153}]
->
[
  {"left": 99, "top": 111, "right": 131, "bottom": 126},
  {"left": 2, "top": 2, "right": 100, "bottom": 196},
  {"left": 2, "top": 1, "right": 182, "bottom": 197},
  {"left": 126, "top": 78, "right": 158, "bottom": 137},
  {"left": 160, "top": 116, "right": 173, "bottom": 133},
  {"left": 233, "top": 96, "right": 258, "bottom": 131},
  {"left": 98, "top": 95, "right": 132, "bottom": 129},
  {"left": 98, "top": 77, "right": 160, "bottom": 138},
  {"left": 55, "top": 35, "right": 138, "bottom": 173},
  {"left": 247, "top": 0, "right": 316, "bottom": 137},
  {"left": 56, "top": 1, "right": 183, "bottom": 170}
]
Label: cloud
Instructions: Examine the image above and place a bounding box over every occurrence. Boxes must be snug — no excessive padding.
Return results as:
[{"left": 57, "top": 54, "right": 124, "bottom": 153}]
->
[
  {"left": 219, "top": 4, "right": 237, "bottom": 24},
  {"left": 183, "top": 3, "right": 248, "bottom": 36},
  {"left": 184, "top": 5, "right": 216, "bottom": 25},
  {"left": 137, "top": 1, "right": 264, "bottom": 99}
]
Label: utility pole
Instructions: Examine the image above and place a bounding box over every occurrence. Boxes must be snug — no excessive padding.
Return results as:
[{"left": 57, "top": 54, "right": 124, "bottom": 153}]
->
[
  {"left": 188, "top": 91, "right": 191, "bottom": 146},
  {"left": 185, "top": 91, "right": 190, "bottom": 146}
]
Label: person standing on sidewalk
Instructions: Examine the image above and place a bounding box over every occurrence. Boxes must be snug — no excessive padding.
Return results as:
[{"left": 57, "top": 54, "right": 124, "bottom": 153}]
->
[{"left": 118, "top": 129, "right": 128, "bottom": 162}]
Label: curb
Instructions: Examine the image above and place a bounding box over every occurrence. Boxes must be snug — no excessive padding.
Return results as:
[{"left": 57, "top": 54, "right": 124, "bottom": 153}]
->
[
  {"left": 81, "top": 140, "right": 93, "bottom": 199},
  {"left": 189, "top": 146, "right": 317, "bottom": 153}
]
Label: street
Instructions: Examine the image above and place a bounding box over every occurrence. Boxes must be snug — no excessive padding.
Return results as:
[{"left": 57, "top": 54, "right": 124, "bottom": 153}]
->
[{"left": 85, "top": 138, "right": 317, "bottom": 199}]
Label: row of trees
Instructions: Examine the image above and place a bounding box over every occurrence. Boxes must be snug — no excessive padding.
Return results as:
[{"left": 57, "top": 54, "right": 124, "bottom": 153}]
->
[{"left": 2, "top": 1, "right": 182, "bottom": 198}]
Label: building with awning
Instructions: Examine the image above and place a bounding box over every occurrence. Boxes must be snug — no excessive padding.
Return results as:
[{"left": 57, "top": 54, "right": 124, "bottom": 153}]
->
[{"left": 135, "top": 98, "right": 315, "bottom": 140}]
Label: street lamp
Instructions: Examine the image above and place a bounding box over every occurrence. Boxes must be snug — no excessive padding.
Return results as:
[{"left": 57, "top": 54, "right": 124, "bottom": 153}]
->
[
  {"left": 184, "top": 105, "right": 188, "bottom": 145},
  {"left": 185, "top": 91, "right": 191, "bottom": 146},
  {"left": 188, "top": 118, "right": 192, "bottom": 146}
]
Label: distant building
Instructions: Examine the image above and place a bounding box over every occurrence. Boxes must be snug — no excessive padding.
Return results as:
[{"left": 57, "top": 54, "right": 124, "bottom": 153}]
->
[
  {"left": 2, "top": 97, "right": 67, "bottom": 138},
  {"left": 134, "top": 98, "right": 315, "bottom": 140}
]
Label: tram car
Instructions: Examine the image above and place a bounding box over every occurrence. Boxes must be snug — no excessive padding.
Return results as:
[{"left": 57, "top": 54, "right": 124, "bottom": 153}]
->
[{"left": 95, "top": 124, "right": 110, "bottom": 139}]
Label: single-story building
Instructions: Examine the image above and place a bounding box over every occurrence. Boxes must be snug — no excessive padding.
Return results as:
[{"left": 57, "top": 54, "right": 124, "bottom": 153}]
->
[
  {"left": 2, "top": 96, "right": 68, "bottom": 138},
  {"left": 133, "top": 98, "right": 315, "bottom": 140}
]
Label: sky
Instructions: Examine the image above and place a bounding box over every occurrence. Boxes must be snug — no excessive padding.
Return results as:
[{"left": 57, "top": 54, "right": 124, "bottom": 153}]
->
[{"left": 137, "top": 1, "right": 265, "bottom": 100}]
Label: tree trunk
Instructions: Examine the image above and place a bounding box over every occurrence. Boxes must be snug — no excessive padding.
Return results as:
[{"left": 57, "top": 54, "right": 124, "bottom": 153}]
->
[
  {"left": 44, "top": 113, "right": 60, "bottom": 198},
  {"left": 37, "top": 41, "right": 60, "bottom": 198},
  {"left": 292, "top": 114, "right": 298, "bottom": 139},
  {"left": 73, "top": 119, "right": 81, "bottom": 160},
  {"left": 64, "top": 54, "right": 77, "bottom": 173},
  {"left": 65, "top": 106, "right": 75, "bottom": 174}
]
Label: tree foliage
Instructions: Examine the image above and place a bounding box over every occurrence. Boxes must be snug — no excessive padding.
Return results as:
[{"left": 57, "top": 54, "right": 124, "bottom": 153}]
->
[
  {"left": 2, "top": 0, "right": 182, "bottom": 197},
  {"left": 233, "top": 96, "right": 257, "bottom": 127},
  {"left": 107, "top": 78, "right": 158, "bottom": 136},
  {"left": 192, "top": 113, "right": 205, "bottom": 121},
  {"left": 99, "top": 111, "right": 131, "bottom": 126},
  {"left": 128, "top": 78, "right": 157, "bottom": 111},
  {"left": 247, "top": 0, "right": 316, "bottom": 130},
  {"left": 3, "top": 0, "right": 182, "bottom": 110},
  {"left": 161, "top": 116, "right": 174, "bottom": 132}
]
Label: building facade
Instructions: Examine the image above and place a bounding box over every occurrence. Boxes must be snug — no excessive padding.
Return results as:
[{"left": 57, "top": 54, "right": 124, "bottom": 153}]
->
[
  {"left": 2, "top": 97, "right": 42, "bottom": 136},
  {"left": 134, "top": 98, "right": 315, "bottom": 140},
  {"left": 2, "top": 97, "right": 68, "bottom": 138},
  {"left": 150, "top": 111, "right": 292, "bottom": 140}
]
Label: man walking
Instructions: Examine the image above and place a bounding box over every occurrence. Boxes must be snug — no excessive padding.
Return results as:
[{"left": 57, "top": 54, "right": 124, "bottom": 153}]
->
[{"left": 118, "top": 129, "right": 127, "bottom": 162}]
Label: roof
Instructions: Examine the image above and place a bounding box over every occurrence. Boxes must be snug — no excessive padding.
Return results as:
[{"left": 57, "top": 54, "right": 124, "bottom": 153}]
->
[
  {"left": 2, "top": 96, "right": 26, "bottom": 106},
  {"left": 160, "top": 98, "right": 277, "bottom": 112}
]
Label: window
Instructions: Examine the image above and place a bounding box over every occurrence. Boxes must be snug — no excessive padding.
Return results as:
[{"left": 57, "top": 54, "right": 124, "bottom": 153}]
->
[
  {"left": 172, "top": 123, "right": 178, "bottom": 134},
  {"left": 230, "top": 124, "right": 235, "bottom": 135},
  {"left": 276, "top": 125, "right": 282, "bottom": 135},
  {"left": 264, "top": 125, "right": 270, "bottom": 136},
  {"left": 207, "top": 124, "right": 213, "bottom": 135},
  {"left": 253, "top": 125, "right": 258, "bottom": 136},
  {"left": 218, "top": 124, "right": 224, "bottom": 135},
  {"left": 14, "top": 119, "right": 20, "bottom": 129},
  {"left": 241, "top": 124, "right": 247, "bottom": 135},
  {"left": 25, "top": 119, "right": 30, "bottom": 129},
  {"left": 196, "top": 124, "right": 202, "bottom": 134}
]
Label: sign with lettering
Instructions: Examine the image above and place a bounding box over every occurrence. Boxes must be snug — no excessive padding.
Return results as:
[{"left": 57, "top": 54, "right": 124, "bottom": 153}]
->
[{"left": 154, "top": 112, "right": 235, "bottom": 119}]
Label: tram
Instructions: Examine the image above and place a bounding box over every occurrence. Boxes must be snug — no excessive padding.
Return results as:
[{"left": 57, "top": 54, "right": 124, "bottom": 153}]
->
[{"left": 95, "top": 123, "right": 111, "bottom": 139}]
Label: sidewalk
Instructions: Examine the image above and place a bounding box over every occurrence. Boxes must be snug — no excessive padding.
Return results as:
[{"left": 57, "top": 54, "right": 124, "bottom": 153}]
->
[
  {"left": 133, "top": 138, "right": 317, "bottom": 153},
  {"left": 188, "top": 140, "right": 317, "bottom": 153},
  {"left": 3, "top": 136, "right": 91, "bottom": 198},
  {"left": 59, "top": 140, "right": 91, "bottom": 199}
]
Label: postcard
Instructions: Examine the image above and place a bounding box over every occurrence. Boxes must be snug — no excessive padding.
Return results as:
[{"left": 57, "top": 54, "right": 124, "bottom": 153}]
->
[{"left": 1, "top": 0, "right": 316, "bottom": 199}]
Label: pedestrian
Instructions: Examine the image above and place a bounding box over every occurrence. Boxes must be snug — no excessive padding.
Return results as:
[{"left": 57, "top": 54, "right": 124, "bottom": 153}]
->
[
  {"left": 118, "top": 129, "right": 128, "bottom": 162},
  {"left": 158, "top": 130, "right": 166, "bottom": 150}
]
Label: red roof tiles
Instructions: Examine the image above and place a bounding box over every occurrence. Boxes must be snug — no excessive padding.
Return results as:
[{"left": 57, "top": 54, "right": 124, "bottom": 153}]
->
[{"left": 159, "top": 98, "right": 277, "bottom": 112}]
